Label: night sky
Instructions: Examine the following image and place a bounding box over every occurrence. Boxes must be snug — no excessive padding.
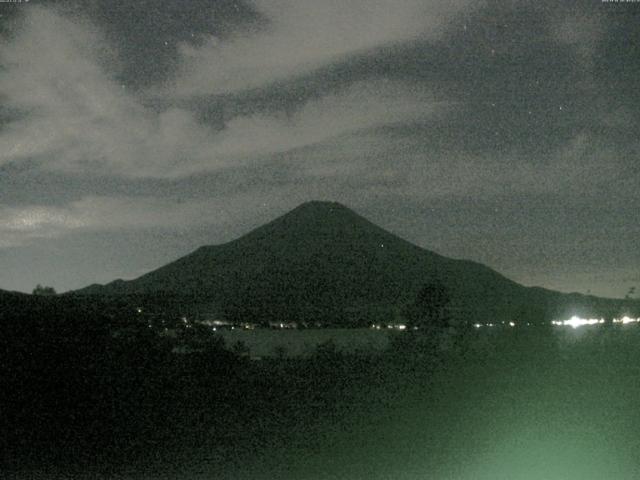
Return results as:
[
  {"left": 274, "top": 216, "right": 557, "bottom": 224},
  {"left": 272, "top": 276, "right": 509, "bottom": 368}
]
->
[{"left": 0, "top": 0, "right": 638, "bottom": 297}]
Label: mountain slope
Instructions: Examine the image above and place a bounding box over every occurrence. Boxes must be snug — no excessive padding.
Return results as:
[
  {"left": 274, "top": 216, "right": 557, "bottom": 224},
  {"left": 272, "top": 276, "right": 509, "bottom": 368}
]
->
[
  {"left": 74, "top": 201, "right": 631, "bottom": 325},
  {"left": 0, "top": 289, "right": 28, "bottom": 301}
]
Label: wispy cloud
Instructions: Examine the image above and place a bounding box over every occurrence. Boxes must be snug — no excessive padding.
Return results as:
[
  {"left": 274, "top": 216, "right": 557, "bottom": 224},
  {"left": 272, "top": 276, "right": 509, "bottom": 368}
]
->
[
  {"left": 171, "top": 0, "right": 472, "bottom": 96},
  {"left": 0, "top": 195, "right": 232, "bottom": 248},
  {"left": 210, "top": 80, "right": 442, "bottom": 158},
  {"left": 0, "top": 187, "right": 311, "bottom": 249},
  {"left": 0, "top": 8, "right": 222, "bottom": 178},
  {"left": 315, "top": 131, "right": 630, "bottom": 199},
  {"left": 551, "top": 13, "right": 605, "bottom": 72},
  {"left": 0, "top": 7, "right": 445, "bottom": 179},
  {"left": 402, "top": 133, "right": 628, "bottom": 197}
]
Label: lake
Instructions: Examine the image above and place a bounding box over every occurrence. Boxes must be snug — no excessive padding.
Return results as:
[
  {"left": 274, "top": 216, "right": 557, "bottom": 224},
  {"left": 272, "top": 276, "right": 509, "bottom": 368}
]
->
[{"left": 216, "top": 327, "right": 394, "bottom": 357}]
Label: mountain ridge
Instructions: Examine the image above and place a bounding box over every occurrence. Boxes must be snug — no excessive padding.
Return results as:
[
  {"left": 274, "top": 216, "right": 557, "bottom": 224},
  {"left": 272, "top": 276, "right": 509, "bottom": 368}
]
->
[{"left": 73, "top": 201, "right": 633, "bottom": 325}]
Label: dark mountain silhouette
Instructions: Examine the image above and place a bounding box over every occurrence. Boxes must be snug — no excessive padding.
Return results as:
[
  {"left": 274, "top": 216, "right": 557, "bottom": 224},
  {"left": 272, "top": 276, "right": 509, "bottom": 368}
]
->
[
  {"left": 0, "top": 289, "right": 28, "bottom": 303},
  {"left": 74, "top": 201, "right": 633, "bottom": 325},
  {"left": 0, "top": 288, "right": 24, "bottom": 296}
]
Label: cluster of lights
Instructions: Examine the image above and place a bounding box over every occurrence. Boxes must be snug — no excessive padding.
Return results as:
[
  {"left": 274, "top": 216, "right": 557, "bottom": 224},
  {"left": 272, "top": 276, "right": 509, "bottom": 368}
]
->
[
  {"left": 552, "top": 317, "right": 604, "bottom": 329},
  {"left": 370, "top": 323, "right": 408, "bottom": 331},
  {"left": 552, "top": 315, "right": 640, "bottom": 329},
  {"left": 471, "top": 316, "right": 640, "bottom": 330},
  {"left": 614, "top": 316, "right": 640, "bottom": 325},
  {"left": 473, "top": 321, "right": 517, "bottom": 329}
]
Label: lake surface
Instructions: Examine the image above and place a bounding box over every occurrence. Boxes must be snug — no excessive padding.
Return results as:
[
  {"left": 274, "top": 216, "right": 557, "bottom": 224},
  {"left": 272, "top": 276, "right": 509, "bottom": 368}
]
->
[
  {"left": 216, "top": 328, "right": 394, "bottom": 357},
  {"left": 216, "top": 320, "right": 640, "bottom": 357}
]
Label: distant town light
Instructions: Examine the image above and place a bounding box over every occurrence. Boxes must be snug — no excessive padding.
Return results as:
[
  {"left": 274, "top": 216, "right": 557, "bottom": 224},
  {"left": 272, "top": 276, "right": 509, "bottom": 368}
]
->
[
  {"left": 622, "top": 316, "right": 638, "bottom": 324},
  {"left": 555, "top": 316, "right": 608, "bottom": 328},
  {"left": 562, "top": 316, "right": 602, "bottom": 329},
  {"left": 551, "top": 316, "right": 640, "bottom": 328}
]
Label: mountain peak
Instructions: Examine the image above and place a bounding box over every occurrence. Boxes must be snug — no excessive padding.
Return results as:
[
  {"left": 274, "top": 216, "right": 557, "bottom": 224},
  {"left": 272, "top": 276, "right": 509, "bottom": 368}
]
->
[
  {"left": 290, "top": 200, "right": 352, "bottom": 215},
  {"left": 260, "top": 200, "right": 373, "bottom": 237},
  {"left": 301, "top": 200, "right": 346, "bottom": 207}
]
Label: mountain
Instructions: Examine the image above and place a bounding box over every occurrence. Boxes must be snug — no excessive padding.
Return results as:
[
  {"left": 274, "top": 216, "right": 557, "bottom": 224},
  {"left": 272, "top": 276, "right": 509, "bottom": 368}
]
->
[
  {"left": 0, "top": 289, "right": 28, "bottom": 301},
  {"left": 74, "top": 201, "right": 632, "bottom": 325}
]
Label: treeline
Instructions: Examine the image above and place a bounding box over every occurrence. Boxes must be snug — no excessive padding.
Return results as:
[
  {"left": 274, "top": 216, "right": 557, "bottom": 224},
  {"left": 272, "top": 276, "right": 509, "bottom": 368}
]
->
[{"left": 0, "top": 296, "right": 396, "bottom": 476}]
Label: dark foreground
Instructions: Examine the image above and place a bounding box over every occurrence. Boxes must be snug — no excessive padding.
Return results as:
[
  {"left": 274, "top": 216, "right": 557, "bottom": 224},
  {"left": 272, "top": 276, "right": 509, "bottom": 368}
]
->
[{"left": 2, "top": 302, "right": 640, "bottom": 479}]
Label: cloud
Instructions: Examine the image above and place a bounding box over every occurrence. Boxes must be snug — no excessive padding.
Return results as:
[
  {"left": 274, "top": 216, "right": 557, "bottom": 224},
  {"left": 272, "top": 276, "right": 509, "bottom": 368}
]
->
[
  {"left": 0, "top": 185, "right": 314, "bottom": 250},
  {"left": 0, "top": 7, "right": 444, "bottom": 179},
  {"left": 0, "top": 205, "right": 83, "bottom": 248},
  {"left": 334, "top": 132, "right": 630, "bottom": 199},
  {"left": 0, "top": 195, "right": 229, "bottom": 248},
  {"left": 552, "top": 13, "right": 604, "bottom": 49},
  {"left": 550, "top": 12, "right": 605, "bottom": 73},
  {"left": 171, "top": 0, "right": 473, "bottom": 96},
  {"left": 0, "top": 8, "right": 223, "bottom": 178},
  {"left": 211, "top": 80, "right": 442, "bottom": 158}
]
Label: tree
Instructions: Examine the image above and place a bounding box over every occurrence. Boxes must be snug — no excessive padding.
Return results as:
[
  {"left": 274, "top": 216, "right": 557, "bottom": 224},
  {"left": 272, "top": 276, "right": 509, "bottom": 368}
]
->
[
  {"left": 32, "top": 284, "right": 57, "bottom": 296},
  {"left": 404, "top": 279, "right": 451, "bottom": 333},
  {"left": 232, "top": 340, "right": 250, "bottom": 357}
]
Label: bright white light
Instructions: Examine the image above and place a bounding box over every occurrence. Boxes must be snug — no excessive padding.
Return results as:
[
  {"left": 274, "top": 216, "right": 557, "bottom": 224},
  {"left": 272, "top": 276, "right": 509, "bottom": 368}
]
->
[
  {"left": 558, "top": 316, "right": 603, "bottom": 329},
  {"left": 564, "top": 316, "right": 587, "bottom": 329},
  {"left": 508, "top": 321, "right": 515, "bottom": 327},
  {"left": 473, "top": 323, "right": 482, "bottom": 329},
  {"left": 618, "top": 316, "right": 639, "bottom": 325},
  {"left": 552, "top": 316, "right": 640, "bottom": 328}
]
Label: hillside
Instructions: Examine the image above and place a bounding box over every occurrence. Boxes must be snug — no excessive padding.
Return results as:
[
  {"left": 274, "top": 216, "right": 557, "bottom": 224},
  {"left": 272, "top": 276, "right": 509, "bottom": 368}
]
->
[{"left": 74, "top": 201, "right": 632, "bottom": 325}]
